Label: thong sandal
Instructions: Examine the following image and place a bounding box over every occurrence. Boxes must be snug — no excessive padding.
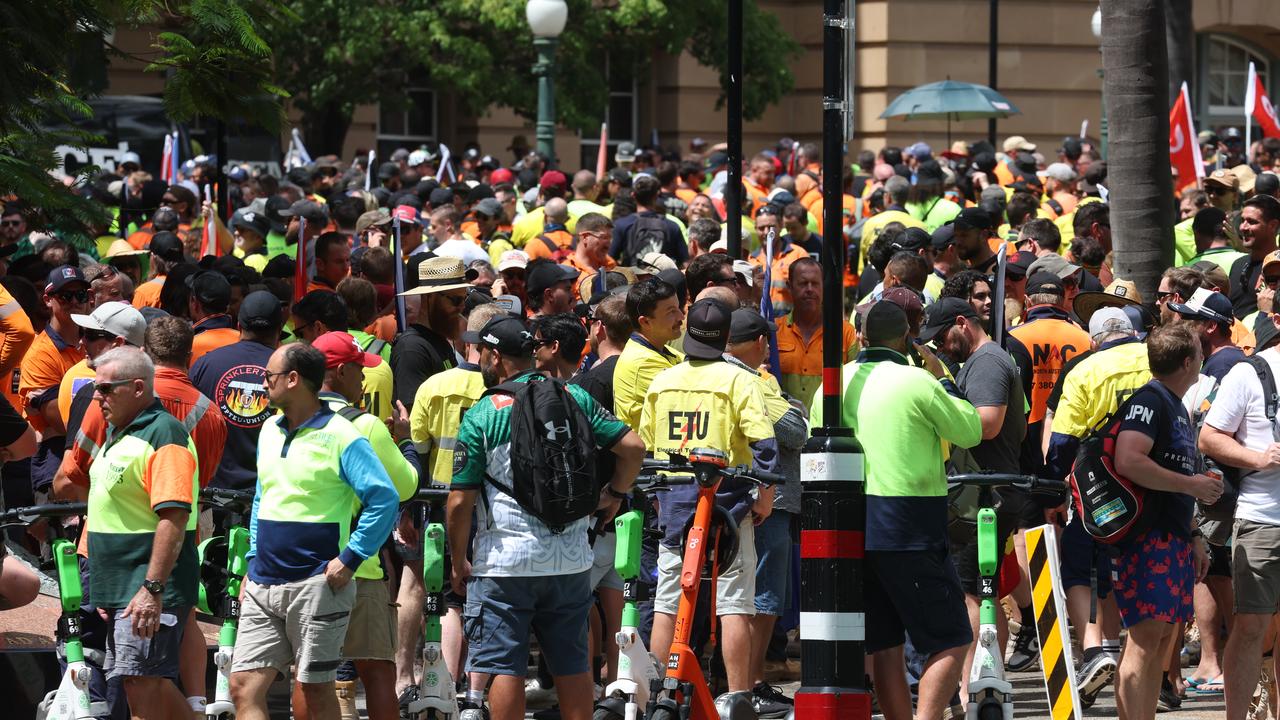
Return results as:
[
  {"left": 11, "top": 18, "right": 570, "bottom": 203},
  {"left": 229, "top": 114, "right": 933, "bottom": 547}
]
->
[{"left": 1193, "top": 676, "right": 1225, "bottom": 694}]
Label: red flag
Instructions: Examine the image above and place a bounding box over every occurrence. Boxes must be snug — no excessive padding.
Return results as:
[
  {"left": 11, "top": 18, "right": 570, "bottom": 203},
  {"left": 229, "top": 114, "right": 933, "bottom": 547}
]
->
[
  {"left": 294, "top": 218, "right": 307, "bottom": 304},
  {"left": 1246, "top": 63, "right": 1280, "bottom": 139},
  {"left": 1169, "top": 82, "right": 1204, "bottom": 191},
  {"left": 160, "top": 135, "right": 173, "bottom": 184}
]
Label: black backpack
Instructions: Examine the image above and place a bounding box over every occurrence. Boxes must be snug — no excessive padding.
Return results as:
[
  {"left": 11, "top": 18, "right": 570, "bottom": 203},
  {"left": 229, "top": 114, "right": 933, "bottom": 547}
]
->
[
  {"left": 538, "top": 233, "right": 575, "bottom": 263},
  {"left": 624, "top": 213, "right": 668, "bottom": 265},
  {"left": 1069, "top": 394, "right": 1160, "bottom": 545},
  {"left": 483, "top": 376, "right": 598, "bottom": 533}
]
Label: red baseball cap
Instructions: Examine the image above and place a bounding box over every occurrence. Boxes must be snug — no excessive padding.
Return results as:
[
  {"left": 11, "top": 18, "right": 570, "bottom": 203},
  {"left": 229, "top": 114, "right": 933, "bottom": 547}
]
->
[
  {"left": 539, "top": 170, "right": 569, "bottom": 192},
  {"left": 489, "top": 168, "right": 514, "bottom": 185},
  {"left": 312, "top": 331, "right": 381, "bottom": 369},
  {"left": 393, "top": 205, "right": 423, "bottom": 226}
]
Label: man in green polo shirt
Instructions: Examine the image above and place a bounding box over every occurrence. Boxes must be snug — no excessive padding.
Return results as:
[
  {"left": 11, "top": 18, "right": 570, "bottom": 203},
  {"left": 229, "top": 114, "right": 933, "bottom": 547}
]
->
[
  {"left": 86, "top": 346, "right": 199, "bottom": 718},
  {"left": 833, "top": 301, "right": 982, "bottom": 720}
]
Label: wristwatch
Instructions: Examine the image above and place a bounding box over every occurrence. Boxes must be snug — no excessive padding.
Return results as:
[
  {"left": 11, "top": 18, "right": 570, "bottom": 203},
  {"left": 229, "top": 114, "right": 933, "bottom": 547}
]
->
[
  {"left": 142, "top": 578, "right": 164, "bottom": 595},
  {"left": 604, "top": 485, "right": 630, "bottom": 500}
]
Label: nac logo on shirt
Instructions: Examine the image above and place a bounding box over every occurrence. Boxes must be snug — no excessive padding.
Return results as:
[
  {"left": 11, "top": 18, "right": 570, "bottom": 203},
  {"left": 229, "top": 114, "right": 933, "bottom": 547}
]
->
[{"left": 213, "top": 364, "right": 271, "bottom": 428}]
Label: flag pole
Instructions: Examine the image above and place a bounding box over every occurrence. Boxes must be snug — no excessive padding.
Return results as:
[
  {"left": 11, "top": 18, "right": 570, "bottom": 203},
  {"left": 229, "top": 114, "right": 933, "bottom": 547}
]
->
[
  {"left": 364, "top": 150, "right": 376, "bottom": 193},
  {"left": 294, "top": 218, "right": 307, "bottom": 304},
  {"left": 1247, "top": 63, "right": 1255, "bottom": 164},
  {"left": 595, "top": 123, "right": 608, "bottom": 179},
  {"left": 393, "top": 215, "right": 407, "bottom": 333}
]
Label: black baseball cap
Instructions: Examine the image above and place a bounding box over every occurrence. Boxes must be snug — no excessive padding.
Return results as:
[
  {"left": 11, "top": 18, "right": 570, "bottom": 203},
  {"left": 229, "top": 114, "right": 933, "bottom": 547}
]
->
[
  {"left": 429, "top": 187, "right": 455, "bottom": 208},
  {"left": 863, "top": 301, "right": 909, "bottom": 345},
  {"left": 239, "top": 290, "right": 285, "bottom": 330},
  {"left": 463, "top": 315, "right": 535, "bottom": 357},
  {"left": 1168, "top": 287, "right": 1234, "bottom": 326},
  {"left": 231, "top": 208, "right": 271, "bottom": 238},
  {"left": 931, "top": 225, "right": 956, "bottom": 250},
  {"left": 892, "top": 227, "right": 931, "bottom": 253},
  {"left": 1006, "top": 250, "right": 1037, "bottom": 279},
  {"left": 703, "top": 151, "right": 730, "bottom": 171},
  {"left": 1256, "top": 310, "right": 1280, "bottom": 355},
  {"left": 952, "top": 207, "right": 995, "bottom": 231},
  {"left": 263, "top": 196, "right": 290, "bottom": 234},
  {"left": 919, "top": 297, "right": 980, "bottom": 343},
  {"left": 377, "top": 161, "right": 400, "bottom": 180},
  {"left": 1025, "top": 271, "right": 1065, "bottom": 296},
  {"left": 526, "top": 261, "right": 579, "bottom": 299},
  {"left": 729, "top": 308, "right": 770, "bottom": 343},
  {"left": 185, "top": 270, "right": 232, "bottom": 310},
  {"left": 149, "top": 231, "right": 186, "bottom": 263},
  {"left": 684, "top": 298, "right": 734, "bottom": 360},
  {"left": 280, "top": 200, "right": 329, "bottom": 225},
  {"left": 657, "top": 268, "right": 687, "bottom": 308},
  {"left": 46, "top": 265, "right": 88, "bottom": 294}
]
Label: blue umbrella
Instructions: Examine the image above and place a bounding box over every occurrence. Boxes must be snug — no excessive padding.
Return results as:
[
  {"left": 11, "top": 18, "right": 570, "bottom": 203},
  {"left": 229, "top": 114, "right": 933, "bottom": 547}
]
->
[{"left": 880, "top": 80, "right": 1021, "bottom": 142}]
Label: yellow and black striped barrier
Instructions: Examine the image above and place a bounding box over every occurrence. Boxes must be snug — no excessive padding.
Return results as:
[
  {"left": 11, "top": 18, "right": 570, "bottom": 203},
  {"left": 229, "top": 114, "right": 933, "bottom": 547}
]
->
[{"left": 1026, "top": 524, "right": 1083, "bottom": 720}]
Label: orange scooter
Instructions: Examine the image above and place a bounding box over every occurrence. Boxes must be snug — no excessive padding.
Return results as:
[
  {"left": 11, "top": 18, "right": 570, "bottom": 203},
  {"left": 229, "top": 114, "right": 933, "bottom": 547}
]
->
[{"left": 639, "top": 448, "right": 781, "bottom": 720}]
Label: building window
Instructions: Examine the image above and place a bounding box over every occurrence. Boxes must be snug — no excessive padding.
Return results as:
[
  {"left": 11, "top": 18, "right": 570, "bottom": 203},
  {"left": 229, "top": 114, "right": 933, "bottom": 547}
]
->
[
  {"left": 579, "top": 58, "right": 637, "bottom": 172},
  {"left": 377, "top": 88, "right": 436, "bottom": 159},
  {"left": 1205, "top": 35, "right": 1268, "bottom": 117}
]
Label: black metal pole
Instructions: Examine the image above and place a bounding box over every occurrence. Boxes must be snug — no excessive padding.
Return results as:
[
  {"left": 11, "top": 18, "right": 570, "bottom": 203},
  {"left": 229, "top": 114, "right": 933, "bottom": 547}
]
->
[
  {"left": 794, "top": 0, "right": 869, "bottom": 717},
  {"left": 987, "top": 0, "right": 998, "bottom": 145},
  {"left": 725, "top": 0, "right": 743, "bottom": 258}
]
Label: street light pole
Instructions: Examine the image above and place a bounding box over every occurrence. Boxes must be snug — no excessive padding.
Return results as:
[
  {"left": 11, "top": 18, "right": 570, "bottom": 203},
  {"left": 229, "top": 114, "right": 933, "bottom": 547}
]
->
[
  {"left": 526, "top": 0, "right": 568, "bottom": 166},
  {"left": 1092, "top": 5, "right": 1107, "bottom": 159},
  {"left": 533, "top": 37, "right": 558, "bottom": 163}
]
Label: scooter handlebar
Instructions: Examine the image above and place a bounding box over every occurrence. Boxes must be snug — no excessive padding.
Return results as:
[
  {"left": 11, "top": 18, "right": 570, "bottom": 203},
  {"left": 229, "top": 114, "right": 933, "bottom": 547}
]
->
[
  {"left": 0, "top": 502, "right": 87, "bottom": 525},
  {"left": 414, "top": 485, "right": 451, "bottom": 503},
  {"left": 199, "top": 487, "right": 255, "bottom": 511},
  {"left": 947, "top": 473, "right": 1066, "bottom": 497}
]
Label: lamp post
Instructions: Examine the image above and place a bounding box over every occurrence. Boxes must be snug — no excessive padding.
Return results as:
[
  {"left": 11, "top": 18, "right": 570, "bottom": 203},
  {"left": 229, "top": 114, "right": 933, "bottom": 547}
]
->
[
  {"left": 1092, "top": 5, "right": 1107, "bottom": 159},
  {"left": 526, "top": 0, "right": 568, "bottom": 165}
]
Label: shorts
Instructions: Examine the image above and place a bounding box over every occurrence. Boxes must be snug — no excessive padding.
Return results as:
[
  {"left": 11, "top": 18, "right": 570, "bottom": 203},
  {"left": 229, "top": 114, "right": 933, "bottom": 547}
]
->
[
  {"left": 1060, "top": 513, "right": 1113, "bottom": 597},
  {"left": 342, "top": 579, "right": 397, "bottom": 662},
  {"left": 865, "top": 548, "right": 972, "bottom": 656},
  {"left": 1112, "top": 529, "right": 1194, "bottom": 628},
  {"left": 232, "top": 573, "right": 357, "bottom": 684},
  {"left": 1232, "top": 519, "right": 1280, "bottom": 614},
  {"left": 1206, "top": 542, "right": 1231, "bottom": 578},
  {"left": 654, "top": 517, "right": 756, "bottom": 617},
  {"left": 753, "top": 510, "right": 793, "bottom": 616},
  {"left": 104, "top": 606, "right": 188, "bottom": 681},
  {"left": 591, "top": 532, "right": 623, "bottom": 592},
  {"left": 464, "top": 570, "right": 592, "bottom": 677}
]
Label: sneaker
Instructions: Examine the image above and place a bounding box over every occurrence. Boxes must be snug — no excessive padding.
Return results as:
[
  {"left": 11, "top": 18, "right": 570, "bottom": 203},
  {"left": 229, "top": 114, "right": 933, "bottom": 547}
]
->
[
  {"left": 1076, "top": 651, "right": 1117, "bottom": 709},
  {"left": 1006, "top": 626, "right": 1039, "bottom": 672},
  {"left": 524, "top": 677, "right": 558, "bottom": 708},
  {"left": 531, "top": 706, "right": 562, "bottom": 720},
  {"left": 751, "top": 682, "right": 794, "bottom": 719},
  {"left": 1157, "top": 678, "right": 1182, "bottom": 712},
  {"left": 458, "top": 700, "right": 490, "bottom": 720}
]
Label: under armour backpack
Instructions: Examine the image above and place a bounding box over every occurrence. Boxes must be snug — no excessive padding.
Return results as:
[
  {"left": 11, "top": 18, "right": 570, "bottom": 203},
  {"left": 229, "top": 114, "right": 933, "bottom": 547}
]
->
[
  {"left": 484, "top": 376, "right": 598, "bottom": 533},
  {"left": 1068, "top": 395, "right": 1159, "bottom": 545},
  {"left": 624, "top": 214, "right": 669, "bottom": 265}
]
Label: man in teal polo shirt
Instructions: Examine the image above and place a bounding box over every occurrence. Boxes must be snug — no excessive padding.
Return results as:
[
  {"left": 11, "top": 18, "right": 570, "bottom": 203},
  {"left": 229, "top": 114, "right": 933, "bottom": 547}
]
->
[
  {"left": 833, "top": 301, "right": 982, "bottom": 720},
  {"left": 229, "top": 343, "right": 399, "bottom": 719}
]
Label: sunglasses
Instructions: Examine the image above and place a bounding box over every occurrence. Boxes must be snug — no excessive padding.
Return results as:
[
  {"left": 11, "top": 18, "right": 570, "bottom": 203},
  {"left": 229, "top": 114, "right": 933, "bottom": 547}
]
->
[
  {"left": 162, "top": 196, "right": 178, "bottom": 204},
  {"left": 1263, "top": 276, "right": 1280, "bottom": 289},
  {"left": 55, "top": 290, "right": 90, "bottom": 304},
  {"left": 83, "top": 330, "right": 117, "bottom": 343},
  {"left": 440, "top": 293, "right": 467, "bottom": 307},
  {"left": 1205, "top": 187, "right": 1233, "bottom": 196},
  {"left": 93, "top": 378, "right": 138, "bottom": 395},
  {"left": 0, "top": 220, "right": 21, "bottom": 227},
  {"left": 1155, "top": 290, "right": 1176, "bottom": 303}
]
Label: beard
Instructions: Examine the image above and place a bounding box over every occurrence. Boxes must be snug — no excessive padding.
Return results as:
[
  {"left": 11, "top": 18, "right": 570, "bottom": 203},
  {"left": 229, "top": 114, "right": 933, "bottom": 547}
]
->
[{"left": 481, "top": 365, "right": 500, "bottom": 388}]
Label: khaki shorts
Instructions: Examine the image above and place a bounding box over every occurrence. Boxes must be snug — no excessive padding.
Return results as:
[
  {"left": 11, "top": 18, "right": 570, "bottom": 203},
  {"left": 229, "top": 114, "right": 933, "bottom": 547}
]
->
[
  {"left": 342, "top": 578, "right": 397, "bottom": 662},
  {"left": 1233, "top": 519, "right": 1280, "bottom": 615},
  {"left": 232, "top": 573, "right": 356, "bottom": 683},
  {"left": 654, "top": 517, "right": 755, "bottom": 617}
]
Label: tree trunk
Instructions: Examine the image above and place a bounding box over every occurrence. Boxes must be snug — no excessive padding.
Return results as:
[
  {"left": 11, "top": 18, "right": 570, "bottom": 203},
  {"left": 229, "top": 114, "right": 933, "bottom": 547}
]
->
[
  {"left": 302, "top": 102, "right": 354, "bottom": 158},
  {"left": 1164, "top": 0, "right": 1194, "bottom": 104},
  {"left": 1104, "top": 0, "right": 1175, "bottom": 302}
]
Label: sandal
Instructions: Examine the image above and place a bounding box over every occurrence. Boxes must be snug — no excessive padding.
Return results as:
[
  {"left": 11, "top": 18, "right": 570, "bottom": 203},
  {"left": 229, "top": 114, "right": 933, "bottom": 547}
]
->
[{"left": 1194, "top": 676, "right": 1225, "bottom": 695}]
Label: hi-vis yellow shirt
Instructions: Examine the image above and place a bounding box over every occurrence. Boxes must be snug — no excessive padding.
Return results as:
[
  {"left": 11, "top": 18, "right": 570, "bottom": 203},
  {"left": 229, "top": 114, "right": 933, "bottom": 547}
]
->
[
  {"left": 639, "top": 359, "right": 774, "bottom": 466},
  {"left": 410, "top": 363, "right": 488, "bottom": 485},
  {"left": 614, "top": 334, "right": 684, "bottom": 434},
  {"left": 1052, "top": 340, "right": 1151, "bottom": 438}
]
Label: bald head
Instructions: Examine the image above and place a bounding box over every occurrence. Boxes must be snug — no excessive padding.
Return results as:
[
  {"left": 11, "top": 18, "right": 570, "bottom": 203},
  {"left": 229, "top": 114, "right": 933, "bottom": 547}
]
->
[
  {"left": 696, "top": 285, "right": 739, "bottom": 307},
  {"left": 573, "top": 170, "right": 597, "bottom": 192},
  {"left": 543, "top": 198, "right": 568, "bottom": 225}
]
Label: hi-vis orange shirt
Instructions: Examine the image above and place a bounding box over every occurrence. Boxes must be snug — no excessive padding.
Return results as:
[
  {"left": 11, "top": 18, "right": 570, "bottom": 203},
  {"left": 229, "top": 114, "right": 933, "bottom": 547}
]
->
[{"left": 1008, "top": 306, "right": 1091, "bottom": 424}]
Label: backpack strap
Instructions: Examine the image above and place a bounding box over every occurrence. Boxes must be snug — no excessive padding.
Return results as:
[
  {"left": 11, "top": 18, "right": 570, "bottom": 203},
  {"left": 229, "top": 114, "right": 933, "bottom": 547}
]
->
[
  {"left": 538, "top": 234, "right": 560, "bottom": 255},
  {"left": 337, "top": 405, "right": 367, "bottom": 424},
  {"left": 363, "top": 337, "right": 387, "bottom": 358},
  {"left": 1247, "top": 355, "right": 1280, "bottom": 440},
  {"left": 1045, "top": 198, "right": 1064, "bottom": 216}
]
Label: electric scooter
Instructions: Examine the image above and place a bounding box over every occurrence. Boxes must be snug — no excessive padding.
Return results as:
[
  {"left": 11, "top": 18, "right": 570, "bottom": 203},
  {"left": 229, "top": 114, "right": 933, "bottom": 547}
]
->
[
  {"left": 198, "top": 488, "right": 254, "bottom": 720},
  {"left": 947, "top": 473, "right": 1065, "bottom": 720},
  {"left": 639, "top": 449, "right": 782, "bottom": 720},
  {"left": 404, "top": 485, "right": 457, "bottom": 720},
  {"left": 594, "top": 487, "right": 662, "bottom": 720},
  {"left": 1, "top": 501, "right": 100, "bottom": 720}
]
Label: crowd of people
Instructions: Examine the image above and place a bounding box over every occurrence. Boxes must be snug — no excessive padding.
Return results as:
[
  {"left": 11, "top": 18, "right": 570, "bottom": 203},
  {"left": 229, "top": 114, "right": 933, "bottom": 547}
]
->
[{"left": 0, "top": 126, "right": 1277, "bottom": 720}]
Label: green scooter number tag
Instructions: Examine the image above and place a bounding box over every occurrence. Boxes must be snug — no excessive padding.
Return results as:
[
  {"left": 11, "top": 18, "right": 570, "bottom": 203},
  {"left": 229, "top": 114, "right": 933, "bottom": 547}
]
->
[
  {"left": 976, "top": 507, "right": 998, "bottom": 577},
  {"left": 53, "top": 539, "right": 82, "bottom": 614},
  {"left": 614, "top": 510, "right": 644, "bottom": 579}
]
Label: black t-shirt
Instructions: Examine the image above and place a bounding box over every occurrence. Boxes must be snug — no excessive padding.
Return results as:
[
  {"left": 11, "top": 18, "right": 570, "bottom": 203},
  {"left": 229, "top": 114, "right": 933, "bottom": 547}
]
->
[
  {"left": 1230, "top": 254, "right": 1264, "bottom": 319},
  {"left": 191, "top": 339, "right": 274, "bottom": 491},
  {"left": 1116, "top": 380, "right": 1197, "bottom": 538},
  {"left": 571, "top": 355, "right": 620, "bottom": 513},
  {"left": 390, "top": 324, "right": 457, "bottom": 410},
  {"left": 1202, "top": 346, "right": 1246, "bottom": 382},
  {"left": 1078, "top": 270, "right": 1104, "bottom": 292},
  {"left": 0, "top": 391, "right": 28, "bottom": 448}
]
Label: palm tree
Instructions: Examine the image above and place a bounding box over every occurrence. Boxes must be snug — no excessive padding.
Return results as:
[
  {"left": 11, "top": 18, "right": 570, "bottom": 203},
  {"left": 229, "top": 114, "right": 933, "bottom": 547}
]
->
[
  {"left": 1165, "top": 0, "right": 1194, "bottom": 104},
  {"left": 1103, "top": 0, "right": 1176, "bottom": 301}
]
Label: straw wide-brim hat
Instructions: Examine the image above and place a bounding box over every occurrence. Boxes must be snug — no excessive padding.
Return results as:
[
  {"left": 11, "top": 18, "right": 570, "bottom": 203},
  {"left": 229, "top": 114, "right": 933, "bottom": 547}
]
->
[
  {"left": 1072, "top": 278, "right": 1143, "bottom": 327},
  {"left": 105, "top": 239, "right": 148, "bottom": 258},
  {"left": 398, "top": 256, "right": 478, "bottom": 296}
]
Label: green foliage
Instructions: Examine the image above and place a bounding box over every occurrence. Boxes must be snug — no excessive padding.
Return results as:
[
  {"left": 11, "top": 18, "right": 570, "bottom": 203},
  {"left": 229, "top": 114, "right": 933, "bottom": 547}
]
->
[
  {"left": 266, "top": 0, "right": 799, "bottom": 148},
  {"left": 0, "top": 0, "right": 287, "bottom": 234}
]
